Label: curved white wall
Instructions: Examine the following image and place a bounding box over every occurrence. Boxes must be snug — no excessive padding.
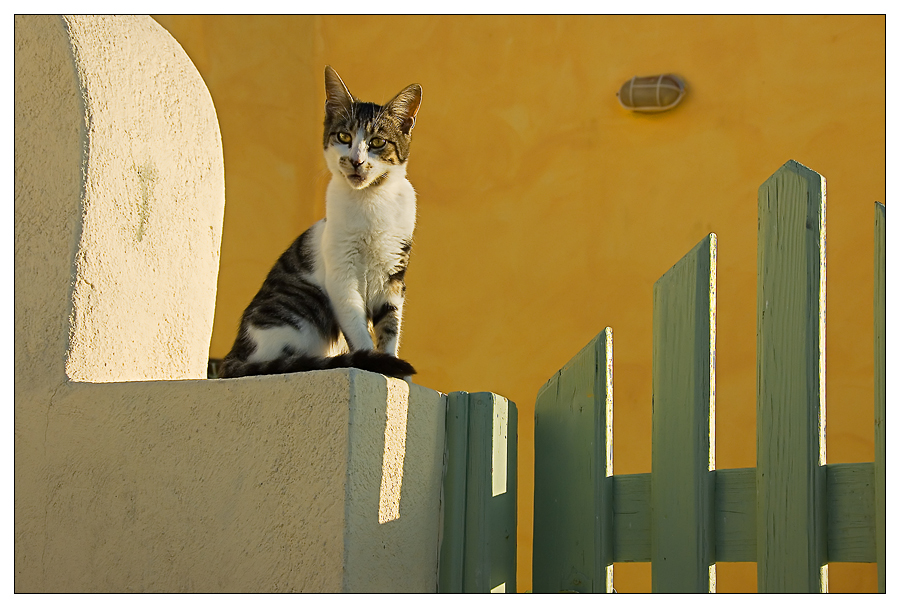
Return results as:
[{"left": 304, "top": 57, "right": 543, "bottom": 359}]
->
[
  {"left": 65, "top": 15, "right": 225, "bottom": 381},
  {"left": 17, "top": 15, "right": 225, "bottom": 384}
]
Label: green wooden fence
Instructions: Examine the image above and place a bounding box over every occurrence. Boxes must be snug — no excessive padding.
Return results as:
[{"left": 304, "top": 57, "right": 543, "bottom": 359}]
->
[
  {"left": 439, "top": 391, "right": 517, "bottom": 593},
  {"left": 533, "top": 160, "right": 886, "bottom": 593}
]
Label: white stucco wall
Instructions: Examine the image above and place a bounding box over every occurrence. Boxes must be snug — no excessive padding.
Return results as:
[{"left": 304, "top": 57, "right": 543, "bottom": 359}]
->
[
  {"left": 29, "top": 370, "right": 445, "bottom": 592},
  {"left": 344, "top": 376, "right": 447, "bottom": 592},
  {"left": 15, "top": 14, "right": 86, "bottom": 397},
  {"left": 15, "top": 14, "right": 446, "bottom": 592},
  {"left": 61, "top": 15, "right": 225, "bottom": 382}
]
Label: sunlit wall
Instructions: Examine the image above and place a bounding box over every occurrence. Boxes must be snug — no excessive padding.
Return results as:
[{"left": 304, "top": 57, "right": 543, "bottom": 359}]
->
[{"left": 152, "top": 15, "right": 885, "bottom": 593}]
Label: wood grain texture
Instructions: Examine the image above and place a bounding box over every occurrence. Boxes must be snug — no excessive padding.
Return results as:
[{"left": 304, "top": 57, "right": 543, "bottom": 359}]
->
[
  {"left": 715, "top": 468, "right": 756, "bottom": 562},
  {"left": 463, "top": 392, "right": 492, "bottom": 592},
  {"left": 487, "top": 393, "right": 517, "bottom": 593},
  {"left": 439, "top": 392, "right": 517, "bottom": 593},
  {"left": 826, "top": 462, "right": 876, "bottom": 563},
  {"left": 651, "top": 234, "right": 716, "bottom": 592},
  {"left": 756, "top": 160, "right": 828, "bottom": 592},
  {"left": 612, "top": 473, "right": 651, "bottom": 562},
  {"left": 438, "top": 391, "right": 469, "bottom": 592},
  {"left": 608, "top": 465, "right": 875, "bottom": 566},
  {"left": 874, "top": 202, "right": 885, "bottom": 592},
  {"left": 532, "top": 330, "right": 614, "bottom": 592}
]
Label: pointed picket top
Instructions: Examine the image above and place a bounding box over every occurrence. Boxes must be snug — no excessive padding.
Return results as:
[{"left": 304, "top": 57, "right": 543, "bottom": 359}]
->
[
  {"left": 533, "top": 329, "right": 614, "bottom": 593},
  {"left": 756, "top": 160, "right": 828, "bottom": 592},
  {"left": 651, "top": 233, "right": 717, "bottom": 593}
]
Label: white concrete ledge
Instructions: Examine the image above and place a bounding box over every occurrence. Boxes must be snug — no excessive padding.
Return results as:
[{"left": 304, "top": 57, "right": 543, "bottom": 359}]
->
[{"left": 23, "top": 369, "right": 445, "bottom": 592}]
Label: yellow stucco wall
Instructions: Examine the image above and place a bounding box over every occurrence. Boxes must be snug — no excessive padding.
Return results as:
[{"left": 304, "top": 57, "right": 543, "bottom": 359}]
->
[{"left": 152, "top": 15, "right": 885, "bottom": 593}]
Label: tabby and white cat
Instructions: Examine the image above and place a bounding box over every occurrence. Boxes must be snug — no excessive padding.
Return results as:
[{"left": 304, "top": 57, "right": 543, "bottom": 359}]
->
[{"left": 218, "top": 66, "right": 422, "bottom": 379}]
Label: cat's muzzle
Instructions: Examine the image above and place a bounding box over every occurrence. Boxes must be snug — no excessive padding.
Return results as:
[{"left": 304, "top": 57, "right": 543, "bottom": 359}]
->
[{"left": 346, "top": 171, "right": 367, "bottom": 187}]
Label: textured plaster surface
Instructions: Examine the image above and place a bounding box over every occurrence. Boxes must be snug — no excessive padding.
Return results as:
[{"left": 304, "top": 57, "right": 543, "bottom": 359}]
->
[
  {"left": 15, "top": 15, "right": 445, "bottom": 592},
  {"left": 38, "top": 374, "right": 351, "bottom": 592},
  {"left": 62, "top": 15, "right": 225, "bottom": 382},
  {"left": 15, "top": 15, "right": 85, "bottom": 586},
  {"left": 28, "top": 371, "right": 444, "bottom": 592},
  {"left": 344, "top": 375, "right": 445, "bottom": 592}
]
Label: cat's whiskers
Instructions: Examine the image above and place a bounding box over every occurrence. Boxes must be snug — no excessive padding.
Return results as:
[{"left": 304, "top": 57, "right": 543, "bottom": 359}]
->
[{"left": 312, "top": 165, "right": 332, "bottom": 189}]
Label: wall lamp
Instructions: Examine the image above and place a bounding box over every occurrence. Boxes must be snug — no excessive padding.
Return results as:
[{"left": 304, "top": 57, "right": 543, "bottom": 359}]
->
[{"left": 617, "top": 74, "right": 685, "bottom": 112}]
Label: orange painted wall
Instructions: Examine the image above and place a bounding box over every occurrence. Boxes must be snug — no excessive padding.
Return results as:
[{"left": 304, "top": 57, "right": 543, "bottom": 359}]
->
[{"left": 152, "top": 15, "right": 885, "bottom": 593}]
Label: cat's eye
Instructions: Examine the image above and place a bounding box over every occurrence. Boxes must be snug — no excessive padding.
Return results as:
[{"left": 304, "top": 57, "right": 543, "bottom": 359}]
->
[
  {"left": 369, "top": 137, "right": 386, "bottom": 149},
  {"left": 336, "top": 132, "right": 352, "bottom": 144}
]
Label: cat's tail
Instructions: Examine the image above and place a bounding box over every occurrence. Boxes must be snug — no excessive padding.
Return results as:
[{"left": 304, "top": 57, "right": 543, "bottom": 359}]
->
[{"left": 218, "top": 350, "right": 416, "bottom": 380}]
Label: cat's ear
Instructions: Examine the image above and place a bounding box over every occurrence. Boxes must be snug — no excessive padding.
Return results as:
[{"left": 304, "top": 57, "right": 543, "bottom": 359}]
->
[
  {"left": 324, "top": 66, "right": 353, "bottom": 119},
  {"left": 386, "top": 84, "right": 422, "bottom": 135}
]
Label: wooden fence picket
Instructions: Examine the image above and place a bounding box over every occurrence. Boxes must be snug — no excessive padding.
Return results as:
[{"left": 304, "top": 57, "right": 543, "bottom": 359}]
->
[
  {"left": 533, "top": 329, "right": 614, "bottom": 593},
  {"left": 526, "top": 161, "right": 883, "bottom": 593},
  {"left": 439, "top": 391, "right": 517, "bottom": 593},
  {"left": 756, "top": 160, "right": 828, "bottom": 592},
  {"left": 651, "top": 233, "right": 717, "bottom": 592},
  {"left": 874, "top": 202, "right": 886, "bottom": 592},
  {"left": 486, "top": 393, "right": 517, "bottom": 593},
  {"left": 439, "top": 392, "right": 469, "bottom": 592}
]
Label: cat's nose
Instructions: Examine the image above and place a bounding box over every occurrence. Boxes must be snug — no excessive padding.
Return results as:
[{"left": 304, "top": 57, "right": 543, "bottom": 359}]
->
[{"left": 350, "top": 157, "right": 365, "bottom": 168}]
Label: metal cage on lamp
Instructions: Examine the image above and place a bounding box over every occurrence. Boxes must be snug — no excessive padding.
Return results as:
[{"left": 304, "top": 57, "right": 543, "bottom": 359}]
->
[{"left": 617, "top": 74, "right": 685, "bottom": 112}]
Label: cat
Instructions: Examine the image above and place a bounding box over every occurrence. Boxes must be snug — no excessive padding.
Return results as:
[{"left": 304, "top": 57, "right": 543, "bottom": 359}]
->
[{"left": 217, "top": 66, "right": 422, "bottom": 380}]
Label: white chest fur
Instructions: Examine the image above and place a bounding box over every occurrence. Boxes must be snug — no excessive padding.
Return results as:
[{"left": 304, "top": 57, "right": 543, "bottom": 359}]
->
[
  {"left": 317, "top": 172, "right": 416, "bottom": 351},
  {"left": 323, "top": 176, "right": 415, "bottom": 284}
]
